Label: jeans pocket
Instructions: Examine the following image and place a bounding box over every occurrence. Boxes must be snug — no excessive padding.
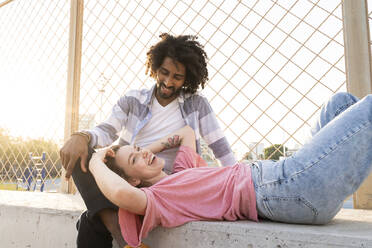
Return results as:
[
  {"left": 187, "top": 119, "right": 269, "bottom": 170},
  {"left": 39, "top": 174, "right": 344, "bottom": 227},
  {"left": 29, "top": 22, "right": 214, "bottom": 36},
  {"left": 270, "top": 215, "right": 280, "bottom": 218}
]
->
[{"left": 262, "top": 196, "right": 318, "bottom": 224}]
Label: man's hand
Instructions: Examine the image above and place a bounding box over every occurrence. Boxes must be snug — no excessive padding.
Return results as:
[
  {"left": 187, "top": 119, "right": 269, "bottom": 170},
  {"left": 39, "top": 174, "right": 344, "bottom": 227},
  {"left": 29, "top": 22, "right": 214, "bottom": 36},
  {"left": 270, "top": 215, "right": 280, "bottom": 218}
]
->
[{"left": 60, "top": 135, "right": 89, "bottom": 179}]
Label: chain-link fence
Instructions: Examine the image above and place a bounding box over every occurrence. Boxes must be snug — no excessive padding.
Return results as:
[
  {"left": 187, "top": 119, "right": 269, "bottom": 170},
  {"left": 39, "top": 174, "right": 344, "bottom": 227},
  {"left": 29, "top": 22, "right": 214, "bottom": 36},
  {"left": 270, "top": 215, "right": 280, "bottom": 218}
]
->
[
  {"left": 80, "top": 0, "right": 346, "bottom": 163},
  {"left": 0, "top": 0, "right": 69, "bottom": 191},
  {"left": 0, "top": 0, "right": 359, "bottom": 191}
]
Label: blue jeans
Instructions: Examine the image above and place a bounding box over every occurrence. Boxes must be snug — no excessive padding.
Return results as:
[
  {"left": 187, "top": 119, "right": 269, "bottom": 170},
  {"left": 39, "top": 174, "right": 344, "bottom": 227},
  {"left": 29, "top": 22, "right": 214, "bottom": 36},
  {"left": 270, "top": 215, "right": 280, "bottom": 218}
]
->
[{"left": 251, "top": 92, "right": 372, "bottom": 224}]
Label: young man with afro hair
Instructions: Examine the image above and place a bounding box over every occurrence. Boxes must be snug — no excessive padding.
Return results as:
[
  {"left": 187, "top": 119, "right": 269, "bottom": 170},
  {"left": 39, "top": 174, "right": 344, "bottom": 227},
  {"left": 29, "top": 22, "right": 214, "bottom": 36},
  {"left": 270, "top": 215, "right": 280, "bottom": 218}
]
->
[{"left": 60, "top": 33, "right": 237, "bottom": 248}]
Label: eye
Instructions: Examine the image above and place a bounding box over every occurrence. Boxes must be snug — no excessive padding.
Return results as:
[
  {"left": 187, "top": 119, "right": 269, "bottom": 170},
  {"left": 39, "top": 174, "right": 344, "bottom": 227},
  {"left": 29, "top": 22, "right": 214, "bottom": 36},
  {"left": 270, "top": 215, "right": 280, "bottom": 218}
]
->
[
  {"left": 160, "top": 69, "right": 168, "bottom": 75},
  {"left": 132, "top": 146, "right": 140, "bottom": 164}
]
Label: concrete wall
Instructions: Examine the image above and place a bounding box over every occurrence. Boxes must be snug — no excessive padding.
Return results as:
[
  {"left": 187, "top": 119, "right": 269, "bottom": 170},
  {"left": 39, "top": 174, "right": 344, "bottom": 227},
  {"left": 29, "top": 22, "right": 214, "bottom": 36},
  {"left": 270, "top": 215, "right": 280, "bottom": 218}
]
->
[
  {"left": 0, "top": 190, "right": 84, "bottom": 247},
  {"left": 1, "top": 190, "right": 372, "bottom": 248}
]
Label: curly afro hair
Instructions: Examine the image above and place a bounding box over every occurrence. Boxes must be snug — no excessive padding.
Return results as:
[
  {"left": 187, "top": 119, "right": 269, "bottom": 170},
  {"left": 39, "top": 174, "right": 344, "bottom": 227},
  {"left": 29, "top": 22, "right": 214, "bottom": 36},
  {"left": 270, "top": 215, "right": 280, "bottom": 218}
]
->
[{"left": 145, "top": 33, "right": 209, "bottom": 94}]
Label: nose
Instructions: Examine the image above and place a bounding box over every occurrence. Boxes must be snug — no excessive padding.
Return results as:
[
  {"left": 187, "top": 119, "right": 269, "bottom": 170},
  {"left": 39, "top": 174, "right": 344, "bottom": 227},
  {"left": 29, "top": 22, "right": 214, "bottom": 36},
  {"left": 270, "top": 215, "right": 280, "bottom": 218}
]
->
[
  {"left": 141, "top": 150, "right": 151, "bottom": 159},
  {"left": 164, "top": 76, "right": 173, "bottom": 87}
]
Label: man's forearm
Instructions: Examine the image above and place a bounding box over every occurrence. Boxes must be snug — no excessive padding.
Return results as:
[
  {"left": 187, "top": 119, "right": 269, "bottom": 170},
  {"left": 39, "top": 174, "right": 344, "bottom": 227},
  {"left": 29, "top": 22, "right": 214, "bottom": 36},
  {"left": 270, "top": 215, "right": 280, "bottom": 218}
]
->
[{"left": 145, "top": 125, "right": 196, "bottom": 153}]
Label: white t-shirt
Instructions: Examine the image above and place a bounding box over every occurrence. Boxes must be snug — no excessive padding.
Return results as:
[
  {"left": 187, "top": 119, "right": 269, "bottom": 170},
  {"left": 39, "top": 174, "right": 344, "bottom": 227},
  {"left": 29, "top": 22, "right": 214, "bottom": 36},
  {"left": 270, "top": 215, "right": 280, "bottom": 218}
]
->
[{"left": 134, "top": 98, "right": 185, "bottom": 174}]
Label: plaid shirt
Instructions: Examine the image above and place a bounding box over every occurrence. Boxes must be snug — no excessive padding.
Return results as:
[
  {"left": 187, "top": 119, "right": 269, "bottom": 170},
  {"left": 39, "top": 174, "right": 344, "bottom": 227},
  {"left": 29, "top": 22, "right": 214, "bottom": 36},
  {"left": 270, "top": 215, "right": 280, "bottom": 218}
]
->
[{"left": 87, "top": 85, "right": 236, "bottom": 166}]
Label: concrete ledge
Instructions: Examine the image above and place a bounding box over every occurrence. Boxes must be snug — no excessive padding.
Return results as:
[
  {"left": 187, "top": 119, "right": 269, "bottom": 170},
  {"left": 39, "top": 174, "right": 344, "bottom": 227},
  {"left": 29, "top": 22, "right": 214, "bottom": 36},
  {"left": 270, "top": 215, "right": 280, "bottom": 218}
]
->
[
  {"left": 0, "top": 190, "right": 85, "bottom": 248},
  {"left": 1, "top": 190, "right": 372, "bottom": 248},
  {"left": 144, "top": 212, "right": 372, "bottom": 247}
]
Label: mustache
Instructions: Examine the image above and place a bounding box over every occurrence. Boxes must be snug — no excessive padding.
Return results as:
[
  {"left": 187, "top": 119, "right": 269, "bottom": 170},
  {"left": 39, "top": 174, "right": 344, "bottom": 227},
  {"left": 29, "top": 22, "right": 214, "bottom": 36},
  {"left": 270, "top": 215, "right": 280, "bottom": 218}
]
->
[{"left": 159, "top": 82, "right": 175, "bottom": 91}]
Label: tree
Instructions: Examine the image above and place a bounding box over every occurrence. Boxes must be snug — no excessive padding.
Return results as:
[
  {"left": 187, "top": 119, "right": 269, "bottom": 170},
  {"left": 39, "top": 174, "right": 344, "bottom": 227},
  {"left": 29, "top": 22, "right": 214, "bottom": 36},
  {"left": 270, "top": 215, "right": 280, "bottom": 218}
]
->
[
  {"left": 264, "top": 144, "right": 288, "bottom": 160},
  {"left": 241, "top": 151, "right": 253, "bottom": 161},
  {"left": 0, "top": 128, "right": 61, "bottom": 180}
]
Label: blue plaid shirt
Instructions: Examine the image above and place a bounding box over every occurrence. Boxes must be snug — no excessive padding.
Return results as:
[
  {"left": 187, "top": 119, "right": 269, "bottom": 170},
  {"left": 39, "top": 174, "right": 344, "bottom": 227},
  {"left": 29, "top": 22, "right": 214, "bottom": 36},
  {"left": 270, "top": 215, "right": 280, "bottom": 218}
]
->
[{"left": 87, "top": 85, "right": 236, "bottom": 167}]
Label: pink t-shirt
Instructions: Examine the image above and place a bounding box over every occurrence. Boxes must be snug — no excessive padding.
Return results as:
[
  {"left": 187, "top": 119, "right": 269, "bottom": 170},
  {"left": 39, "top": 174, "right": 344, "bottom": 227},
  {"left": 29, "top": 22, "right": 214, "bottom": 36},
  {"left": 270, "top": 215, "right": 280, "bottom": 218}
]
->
[{"left": 119, "top": 146, "right": 257, "bottom": 247}]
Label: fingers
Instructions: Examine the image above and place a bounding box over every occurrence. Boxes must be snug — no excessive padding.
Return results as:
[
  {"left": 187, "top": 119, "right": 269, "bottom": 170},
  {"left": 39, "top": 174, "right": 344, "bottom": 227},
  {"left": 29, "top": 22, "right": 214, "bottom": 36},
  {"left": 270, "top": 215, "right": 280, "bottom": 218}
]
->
[
  {"left": 81, "top": 154, "right": 87, "bottom": 173},
  {"left": 65, "top": 159, "right": 75, "bottom": 179},
  {"left": 60, "top": 149, "right": 72, "bottom": 180},
  {"left": 59, "top": 149, "right": 65, "bottom": 169}
]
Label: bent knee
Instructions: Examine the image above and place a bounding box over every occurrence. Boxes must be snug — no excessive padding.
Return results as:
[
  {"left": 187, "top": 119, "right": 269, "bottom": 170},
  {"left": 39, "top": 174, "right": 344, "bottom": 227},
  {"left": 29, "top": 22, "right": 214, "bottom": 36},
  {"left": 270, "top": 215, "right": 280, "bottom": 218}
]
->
[{"left": 330, "top": 92, "right": 358, "bottom": 105}]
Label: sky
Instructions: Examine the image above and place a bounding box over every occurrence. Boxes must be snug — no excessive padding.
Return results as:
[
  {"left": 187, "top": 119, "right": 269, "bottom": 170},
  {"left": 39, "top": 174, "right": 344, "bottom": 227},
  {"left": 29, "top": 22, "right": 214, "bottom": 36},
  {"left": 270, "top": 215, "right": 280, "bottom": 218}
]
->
[{"left": 0, "top": 0, "right": 359, "bottom": 158}]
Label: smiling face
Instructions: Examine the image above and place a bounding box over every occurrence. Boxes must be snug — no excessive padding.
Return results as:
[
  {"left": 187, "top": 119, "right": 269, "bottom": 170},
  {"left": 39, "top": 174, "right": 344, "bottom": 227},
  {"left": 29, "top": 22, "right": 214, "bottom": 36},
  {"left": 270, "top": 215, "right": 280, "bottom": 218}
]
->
[
  {"left": 114, "top": 145, "right": 165, "bottom": 184},
  {"left": 155, "top": 57, "right": 186, "bottom": 106}
]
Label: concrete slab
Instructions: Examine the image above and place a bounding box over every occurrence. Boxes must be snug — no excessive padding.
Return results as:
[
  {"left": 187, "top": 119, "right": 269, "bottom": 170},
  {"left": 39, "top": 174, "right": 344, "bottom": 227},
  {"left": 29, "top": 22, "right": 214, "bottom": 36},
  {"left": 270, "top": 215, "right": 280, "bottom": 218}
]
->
[
  {"left": 0, "top": 190, "right": 85, "bottom": 248},
  {"left": 144, "top": 210, "right": 372, "bottom": 247},
  {"left": 1, "top": 190, "right": 372, "bottom": 248}
]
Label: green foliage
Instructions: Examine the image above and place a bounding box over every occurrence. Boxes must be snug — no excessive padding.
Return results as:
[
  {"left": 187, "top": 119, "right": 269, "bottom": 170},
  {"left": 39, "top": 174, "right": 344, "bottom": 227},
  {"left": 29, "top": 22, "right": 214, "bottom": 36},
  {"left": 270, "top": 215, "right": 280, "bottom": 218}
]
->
[
  {"left": 264, "top": 144, "right": 288, "bottom": 160},
  {"left": 241, "top": 151, "right": 253, "bottom": 161},
  {"left": 0, "top": 182, "right": 25, "bottom": 191},
  {"left": 0, "top": 128, "right": 61, "bottom": 179}
]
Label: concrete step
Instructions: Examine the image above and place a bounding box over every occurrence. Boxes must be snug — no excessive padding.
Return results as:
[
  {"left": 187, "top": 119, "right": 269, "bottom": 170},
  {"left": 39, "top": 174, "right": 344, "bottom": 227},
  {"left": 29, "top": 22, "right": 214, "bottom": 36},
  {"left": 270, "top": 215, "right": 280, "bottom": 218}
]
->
[{"left": 1, "top": 190, "right": 372, "bottom": 248}]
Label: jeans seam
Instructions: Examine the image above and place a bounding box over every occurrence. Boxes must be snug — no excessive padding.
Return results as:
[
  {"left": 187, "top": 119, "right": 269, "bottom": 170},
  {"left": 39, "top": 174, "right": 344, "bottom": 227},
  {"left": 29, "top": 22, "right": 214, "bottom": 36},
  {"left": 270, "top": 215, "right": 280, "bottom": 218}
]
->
[
  {"left": 262, "top": 196, "right": 318, "bottom": 220},
  {"left": 334, "top": 101, "right": 355, "bottom": 116}
]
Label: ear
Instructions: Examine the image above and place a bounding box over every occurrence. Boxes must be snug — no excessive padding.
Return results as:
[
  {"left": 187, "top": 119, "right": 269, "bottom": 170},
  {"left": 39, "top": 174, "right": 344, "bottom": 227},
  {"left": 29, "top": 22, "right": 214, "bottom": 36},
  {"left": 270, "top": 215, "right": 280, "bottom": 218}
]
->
[
  {"left": 128, "top": 177, "right": 141, "bottom": 187},
  {"left": 103, "top": 148, "right": 116, "bottom": 163},
  {"left": 106, "top": 149, "right": 115, "bottom": 158}
]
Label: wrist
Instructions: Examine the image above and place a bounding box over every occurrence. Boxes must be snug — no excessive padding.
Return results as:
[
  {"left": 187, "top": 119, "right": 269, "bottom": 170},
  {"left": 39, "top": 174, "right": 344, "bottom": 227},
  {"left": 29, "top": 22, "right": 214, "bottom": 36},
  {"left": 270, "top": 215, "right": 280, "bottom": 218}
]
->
[{"left": 71, "top": 131, "right": 91, "bottom": 144}]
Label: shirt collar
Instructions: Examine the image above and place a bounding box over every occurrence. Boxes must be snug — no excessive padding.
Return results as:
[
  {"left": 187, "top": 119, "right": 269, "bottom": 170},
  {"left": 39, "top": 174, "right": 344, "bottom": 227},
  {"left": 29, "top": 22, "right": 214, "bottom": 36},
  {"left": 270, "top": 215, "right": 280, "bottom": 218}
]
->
[{"left": 144, "top": 85, "right": 156, "bottom": 106}]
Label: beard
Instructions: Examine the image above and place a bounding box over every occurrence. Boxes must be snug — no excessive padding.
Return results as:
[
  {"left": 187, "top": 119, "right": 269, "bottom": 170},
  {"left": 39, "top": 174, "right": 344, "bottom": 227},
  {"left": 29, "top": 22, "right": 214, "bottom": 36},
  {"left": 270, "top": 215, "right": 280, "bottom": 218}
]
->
[{"left": 156, "top": 82, "right": 182, "bottom": 99}]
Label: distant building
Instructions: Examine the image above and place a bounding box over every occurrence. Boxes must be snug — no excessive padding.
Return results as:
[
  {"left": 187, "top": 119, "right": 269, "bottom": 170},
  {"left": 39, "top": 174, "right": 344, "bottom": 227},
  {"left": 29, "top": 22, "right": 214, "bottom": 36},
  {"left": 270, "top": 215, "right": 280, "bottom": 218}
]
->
[
  {"left": 248, "top": 142, "right": 264, "bottom": 160},
  {"left": 279, "top": 148, "right": 298, "bottom": 160}
]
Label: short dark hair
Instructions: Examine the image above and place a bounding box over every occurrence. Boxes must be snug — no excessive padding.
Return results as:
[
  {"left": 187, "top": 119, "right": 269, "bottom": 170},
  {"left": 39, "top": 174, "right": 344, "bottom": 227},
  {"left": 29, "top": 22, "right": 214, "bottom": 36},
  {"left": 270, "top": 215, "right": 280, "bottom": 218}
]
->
[{"left": 145, "top": 33, "right": 209, "bottom": 94}]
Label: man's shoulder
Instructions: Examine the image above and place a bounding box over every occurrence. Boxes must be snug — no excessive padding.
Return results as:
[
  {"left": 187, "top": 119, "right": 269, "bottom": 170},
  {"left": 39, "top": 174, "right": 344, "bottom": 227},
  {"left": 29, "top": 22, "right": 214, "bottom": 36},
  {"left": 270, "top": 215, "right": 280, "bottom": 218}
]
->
[
  {"left": 182, "top": 91, "right": 209, "bottom": 105},
  {"left": 181, "top": 91, "right": 214, "bottom": 116},
  {"left": 119, "top": 87, "right": 153, "bottom": 105},
  {"left": 125, "top": 88, "right": 151, "bottom": 97}
]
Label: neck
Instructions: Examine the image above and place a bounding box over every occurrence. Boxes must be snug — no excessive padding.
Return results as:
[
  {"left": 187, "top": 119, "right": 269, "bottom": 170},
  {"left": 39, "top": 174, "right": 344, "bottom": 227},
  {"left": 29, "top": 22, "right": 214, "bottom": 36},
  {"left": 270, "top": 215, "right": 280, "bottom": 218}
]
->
[
  {"left": 155, "top": 93, "right": 177, "bottom": 107},
  {"left": 145, "top": 171, "right": 168, "bottom": 186}
]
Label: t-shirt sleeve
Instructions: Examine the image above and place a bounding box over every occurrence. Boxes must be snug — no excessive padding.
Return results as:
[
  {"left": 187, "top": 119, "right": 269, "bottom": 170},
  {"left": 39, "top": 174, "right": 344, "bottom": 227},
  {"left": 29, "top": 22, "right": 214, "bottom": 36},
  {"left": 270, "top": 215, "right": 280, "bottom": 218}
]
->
[
  {"left": 173, "top": 145, "right": 207, "bottom": 173},
  {"left": 118, "top": 189, "right": 159, "bottom": 247}
]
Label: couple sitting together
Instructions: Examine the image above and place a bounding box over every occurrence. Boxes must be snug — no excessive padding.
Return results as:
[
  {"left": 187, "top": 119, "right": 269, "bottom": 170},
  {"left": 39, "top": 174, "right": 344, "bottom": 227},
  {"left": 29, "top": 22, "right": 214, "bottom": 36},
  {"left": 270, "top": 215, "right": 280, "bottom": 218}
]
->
[{"left": 60, "top": 33, "right": 372, "bottom": 248}]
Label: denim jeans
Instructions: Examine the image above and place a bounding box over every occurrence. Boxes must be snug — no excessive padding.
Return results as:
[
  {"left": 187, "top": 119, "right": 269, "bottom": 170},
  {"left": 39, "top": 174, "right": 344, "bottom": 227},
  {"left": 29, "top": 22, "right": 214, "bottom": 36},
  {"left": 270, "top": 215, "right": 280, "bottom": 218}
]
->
[{"left": 251, "top": 92, "right": 372, "bottom": 224}]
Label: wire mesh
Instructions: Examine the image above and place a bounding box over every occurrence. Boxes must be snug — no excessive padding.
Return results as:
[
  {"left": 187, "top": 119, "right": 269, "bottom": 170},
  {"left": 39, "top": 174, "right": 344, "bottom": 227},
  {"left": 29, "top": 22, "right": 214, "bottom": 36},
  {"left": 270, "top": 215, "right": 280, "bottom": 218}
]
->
[
  {"left": 0, "top": 0, "right": 69, "bottom": 191},
  {"left": 79, "top": 0, "right": 346, "bottom": 163},
  {"left": 0, "top": 0, "right": 348, "bottom": 191}
]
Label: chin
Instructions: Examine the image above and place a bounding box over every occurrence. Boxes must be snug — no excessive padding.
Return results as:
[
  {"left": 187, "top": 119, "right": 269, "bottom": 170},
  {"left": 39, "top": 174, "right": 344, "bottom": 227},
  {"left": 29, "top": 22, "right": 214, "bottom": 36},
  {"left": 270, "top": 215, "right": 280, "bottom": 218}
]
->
[
  {"left": 158, "top": 91, "right": 173, "bottom": 99},
  {"left": 159, "top": 157, "right": 165, "bottom": 166}
]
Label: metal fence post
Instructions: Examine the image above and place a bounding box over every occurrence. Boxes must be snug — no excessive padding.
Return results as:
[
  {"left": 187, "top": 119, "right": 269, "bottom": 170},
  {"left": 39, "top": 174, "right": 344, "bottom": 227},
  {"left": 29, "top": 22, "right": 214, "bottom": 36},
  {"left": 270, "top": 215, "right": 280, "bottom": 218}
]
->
[
  {"left": 0, "top": 0, "right": 14, "bottom": 8},
  {"left": 343, "top": 0, "right": 372, "bottom": 209},
  {"left": 61, "top": 0, "right": 84, "bottom": 194}
]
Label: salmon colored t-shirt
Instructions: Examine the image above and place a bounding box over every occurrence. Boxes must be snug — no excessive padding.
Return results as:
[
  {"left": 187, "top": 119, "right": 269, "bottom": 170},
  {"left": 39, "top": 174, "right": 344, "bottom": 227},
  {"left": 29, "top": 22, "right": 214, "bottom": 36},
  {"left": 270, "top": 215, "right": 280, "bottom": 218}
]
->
[{"left": 118, "top": 146, "right": 257, "bottom": 247}]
